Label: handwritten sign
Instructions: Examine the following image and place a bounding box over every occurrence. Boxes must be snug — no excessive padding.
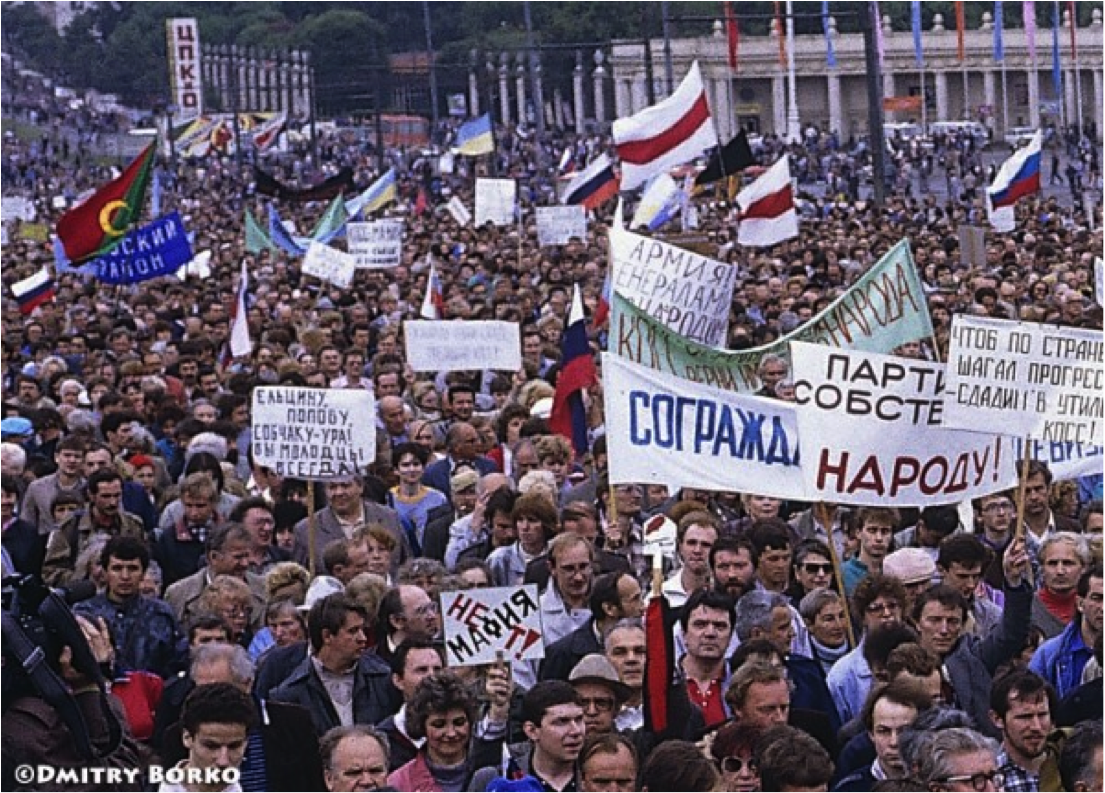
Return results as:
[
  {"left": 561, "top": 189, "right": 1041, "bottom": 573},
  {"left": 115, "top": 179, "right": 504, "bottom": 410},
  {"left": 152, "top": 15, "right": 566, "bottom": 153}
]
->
[
  {"left": 790, "top": 342, "right": 1018, "bottom": 506},
  {"left": 251, "top": 387, "right": 375, "bottom": 480},
  {"left": 536, "top": 206, "right": 587, "bottom": 247},
  {"left": 475, "top": 178, "right": 516, "bottom": 227},
  {"left": 404, "top": 320, "right": 521, "bottom": 373},
  {"left": 347, "top": 220, "right": 403, "bottom": 269},
  {"left": 441, "top": 585, "right": 545, "bottom": 666},
  {"left": 610, "top": 239, "right": 932, "bottom": 393},
  {"left": 944, "top": 315, "right": 1103, "bottom": 445},
  {"left": 303, "top": 241, "right": 357, "bottom": 289},
  {"left": 610, "top": 226, "right": 737, "bottom": 347}
]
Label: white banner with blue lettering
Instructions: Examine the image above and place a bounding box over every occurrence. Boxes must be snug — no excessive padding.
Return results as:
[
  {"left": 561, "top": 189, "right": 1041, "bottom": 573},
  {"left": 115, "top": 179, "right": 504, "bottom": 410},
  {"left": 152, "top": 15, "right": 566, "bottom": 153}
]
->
[{"left": 602, "top": 353, "right": 806, "bottom": 499}]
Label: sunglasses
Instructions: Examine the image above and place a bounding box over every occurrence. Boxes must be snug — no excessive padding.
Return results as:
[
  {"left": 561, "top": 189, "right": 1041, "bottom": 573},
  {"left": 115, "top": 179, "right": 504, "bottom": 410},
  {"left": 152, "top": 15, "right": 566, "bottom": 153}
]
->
[
  {"left": 802, "top": 563, "right": 833, "bottom": 575},
  {"left": 720, "top": 757, "right": 757, "bottom": 775}
]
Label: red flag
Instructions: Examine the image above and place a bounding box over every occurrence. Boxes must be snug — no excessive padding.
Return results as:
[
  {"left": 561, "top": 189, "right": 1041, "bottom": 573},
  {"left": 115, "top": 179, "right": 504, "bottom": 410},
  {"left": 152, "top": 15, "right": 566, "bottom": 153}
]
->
[
  {"left": 644, "top": 589, "right": 674, "bottom": 734},
  {"left": 1067, "top": 1, "right": 1077, "bottom": 58},
  {"left": 56, "top": 143, "right": 155, "bottom": 263},
  {"left": 774, "top": 0, "right": 786, "bottom": 67},
  {"left": 725, "top": 2, "right": 740, "bottom": 71},
  {"left": 414, "top": 186, "right": 429, "bottom": 216},
  {"left": 955, "top": 1, "right": 966, "bottom": 61}
]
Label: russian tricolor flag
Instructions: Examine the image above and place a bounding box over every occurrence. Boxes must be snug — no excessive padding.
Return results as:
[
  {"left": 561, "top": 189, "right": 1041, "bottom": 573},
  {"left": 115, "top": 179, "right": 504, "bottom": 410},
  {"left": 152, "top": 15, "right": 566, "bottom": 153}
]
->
[
  {"left": 563, "top": 153, "right": 620, "bottom": 210},
  {"left": 549, "top": 284, "right": 597, "bottom": 457},
  {"left": 11, "top": 267, "right": 56, "bottom": 315},
  {"left": 987, "top": 130, "right": 1042, "bottom": 232}
]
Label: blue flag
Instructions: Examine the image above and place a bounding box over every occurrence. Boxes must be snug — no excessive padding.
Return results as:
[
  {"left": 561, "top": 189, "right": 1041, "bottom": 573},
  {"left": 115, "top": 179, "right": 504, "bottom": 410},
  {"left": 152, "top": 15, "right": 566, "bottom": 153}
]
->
[
  {"left": 1051, "top": 1, "right": 1062, "bottom": 101},
  {"left": 91, "top": 212, "right": 193, "bottom": 285},
  {"left": 822, "top": 1, "right": 836, "bottom": 68},
  {"left": 993, "top": 1, "right": 1005, "bottom": 63},
  {"left": 911, "top": 1, "right": 924, "bottom": 67},
  {"left": 267, "top": 204, "right": 306, "bottom": 256}
]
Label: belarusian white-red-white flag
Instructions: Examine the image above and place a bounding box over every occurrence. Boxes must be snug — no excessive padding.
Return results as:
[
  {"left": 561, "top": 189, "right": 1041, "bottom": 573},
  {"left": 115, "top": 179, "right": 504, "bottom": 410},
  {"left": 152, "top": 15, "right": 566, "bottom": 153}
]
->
[
  {"left": 613, "top": 61, "right": 718, "bottom": 192},
  {"left": 735, "top": 155, "right": 798, "bottom": 248}
]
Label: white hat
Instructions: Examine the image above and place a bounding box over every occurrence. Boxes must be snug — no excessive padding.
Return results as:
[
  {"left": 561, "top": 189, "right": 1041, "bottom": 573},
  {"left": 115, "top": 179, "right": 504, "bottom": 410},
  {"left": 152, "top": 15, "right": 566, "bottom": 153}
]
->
[{"left": 299, "top": 575, "right": 344, "bottom": 612}]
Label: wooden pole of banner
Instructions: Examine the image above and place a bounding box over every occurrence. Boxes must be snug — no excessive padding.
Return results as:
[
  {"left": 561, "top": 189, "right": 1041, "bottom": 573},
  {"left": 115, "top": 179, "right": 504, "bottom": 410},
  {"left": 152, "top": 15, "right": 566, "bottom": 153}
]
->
[
  {"left": 307, "top": 480, "right": 318, "bottom": 578},
  {"left": 607, "top": 484, "right": 619, "bottom": 549},
  {"left": 1014, "top": 436, "right": 1033, "bottom": 544},
  {"left": 817, "top": 501, "right": 856, "bottom": 648}
]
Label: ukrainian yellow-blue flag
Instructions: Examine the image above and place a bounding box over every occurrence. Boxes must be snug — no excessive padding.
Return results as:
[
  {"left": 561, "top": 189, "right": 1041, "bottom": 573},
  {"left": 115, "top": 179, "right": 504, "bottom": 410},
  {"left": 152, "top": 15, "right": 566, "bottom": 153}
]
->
[
  {"left": 452, "top": 114, "right": 493, "bottom": 156},
  {"left": 345, "top": 168, "right": 397, "bottom": 219}
]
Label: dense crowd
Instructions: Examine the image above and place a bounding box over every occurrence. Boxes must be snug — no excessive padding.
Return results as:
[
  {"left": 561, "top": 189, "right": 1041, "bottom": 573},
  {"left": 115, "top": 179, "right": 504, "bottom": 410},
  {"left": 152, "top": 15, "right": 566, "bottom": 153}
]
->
[{"left": 1, "top": 103, "right": 1103, "bottom": 793}]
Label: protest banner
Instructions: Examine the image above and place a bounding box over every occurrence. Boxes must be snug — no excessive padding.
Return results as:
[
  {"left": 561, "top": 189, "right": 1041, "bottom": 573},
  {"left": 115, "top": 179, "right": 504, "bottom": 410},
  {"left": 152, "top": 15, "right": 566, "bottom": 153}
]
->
[
  {"left": 346, "top": 219, "right": 403, "bottom": 268},
  {"left": 790, "top": 342, "right": 1019, "bottom": 506},
  {"left": 18, "top": 223, "right": 50, "bottom": 242},
  {"left": 251, "top": 387, "right": 375, "bottom": 479},
  {"left": 474, "top": 178, "right": 516, "bottom": 226},
  {"left": 535, "top": 205, "right": 587, "bottom": 247},
  {"left": 610, "top": 238, "right": 932, "bottom": 393},
  {"left": 404, "top": 320, "right": 522, "bottom": 373},
  {"left": 91, "top": 212, "right": 193, "bottom": 285},
  {"left": 944, "top": 315, "right": 1103, "bottom": 445},
  {"left": 1, "top": 197, "right": 35, "bottom": 223},
  {"left": 445, "top": 195, "right": 471, "bottom": 226},
  {"left": 302, "top": 241, "right": 357, "bottom": 289},
  {"left": 602, "top": 353, "right": 806, "bottom": 499},
  {"left": 1012, "top": 438, "right": 1103, "bottom": 481},
  {"left": 441, "top": 585, "right": 544, "bottom": 666},
  {"left": 610, "top": 226, "right": 737, "bottom": 347}
]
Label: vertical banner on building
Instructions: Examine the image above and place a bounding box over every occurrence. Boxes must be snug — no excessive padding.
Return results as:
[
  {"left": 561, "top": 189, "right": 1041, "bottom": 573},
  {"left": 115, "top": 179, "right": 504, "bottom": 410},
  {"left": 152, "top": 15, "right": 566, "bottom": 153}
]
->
[{"left": 166, "top": 18, "right": 203, "bottom": 120}]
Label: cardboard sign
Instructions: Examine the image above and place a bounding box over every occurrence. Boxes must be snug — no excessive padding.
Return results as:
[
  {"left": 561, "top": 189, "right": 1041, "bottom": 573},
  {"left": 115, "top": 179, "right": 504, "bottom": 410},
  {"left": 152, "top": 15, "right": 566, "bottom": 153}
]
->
[
  {"left": 944, "top": 315, "right": 1103, "bottom": 445},
  {"left": 441, "top": 585, "right": 545, "bottom": 666},
  {"left": 303, "top": 241, "right": 357, "bottom": 289},
  {"left": 958, "top": 225, "right": 988, "bottom": 268},
  {"left": 790, "top": 342, "right": 1018, "bottom": 506},
  {"left": 251, "top": 387, "right": 376, "bottom": 480},
  {"left": 404, "top": 320, "right": 522, "bottom": 373},
  {"left": 602, "top": 353, "right": 806, "bottom": 499},
  {"left": 610, "top": 239, "right": 933, "bottom": 393},
  {"left": 445, "top": 195, "right": 471, "bottom": 226},
  {"left": 610, "top": 226, "right": 737, "bottom": 347},
  {"left": 347, "top": 220, "right": 403, "bottom": 269},
  {"left": 18, "top": 223, "right": 50, "bottom": 242},
  {"left": 536, "top": 205, "right": 587, "bottom": 247},
  {"left": 1, "top": 197, "right": 35, "bottom": 223},
  {"left": 474, "top": 178, "right": 516, "bottom": 226}
]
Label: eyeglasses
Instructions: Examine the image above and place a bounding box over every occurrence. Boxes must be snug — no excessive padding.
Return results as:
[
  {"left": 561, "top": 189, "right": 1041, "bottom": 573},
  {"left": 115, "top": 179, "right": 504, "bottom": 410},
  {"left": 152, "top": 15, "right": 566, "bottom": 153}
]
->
[
  {"left": 720, "top": 756, "right": 758, "bottom": 775},
  {"left": 802, "top": 563, "right": 833, "bottom": 575},
  {"left": 983, "top": 501, "right": 1014, "bottom": 513},
  {"left": 938, "top": 770, "right": 1004, "bottom": 791},
  {"left": 578, "top": 696, "right": 615, "bottom": 713}
]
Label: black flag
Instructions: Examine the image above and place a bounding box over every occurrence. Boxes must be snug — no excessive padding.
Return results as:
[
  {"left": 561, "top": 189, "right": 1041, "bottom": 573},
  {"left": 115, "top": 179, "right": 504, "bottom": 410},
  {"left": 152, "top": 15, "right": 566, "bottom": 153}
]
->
[{"left": 694, "top": 130, "right": 756, "bottom": 186}]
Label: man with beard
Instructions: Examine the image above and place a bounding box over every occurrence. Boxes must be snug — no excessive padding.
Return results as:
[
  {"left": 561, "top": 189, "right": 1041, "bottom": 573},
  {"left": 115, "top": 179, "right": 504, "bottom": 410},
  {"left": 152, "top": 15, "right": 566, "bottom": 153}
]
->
[
  {"left": 1031, "top": 564, "right": 1103, "bottom": 699},
  {"left": 710, "top": 537, "right": 755, "bottom": 600},
  {"left": 992, "top": 670, "right": 1060, "bottom": 792}
]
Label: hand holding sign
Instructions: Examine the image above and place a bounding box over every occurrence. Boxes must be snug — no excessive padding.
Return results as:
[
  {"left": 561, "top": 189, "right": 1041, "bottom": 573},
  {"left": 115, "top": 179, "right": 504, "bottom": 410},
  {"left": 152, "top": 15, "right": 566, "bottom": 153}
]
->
[
  {"left": 1002, "top": 538, "right": 1030, "bottom": 589},
  {"left": 484, "top": 655, "right": 514, "bottom": 725}
]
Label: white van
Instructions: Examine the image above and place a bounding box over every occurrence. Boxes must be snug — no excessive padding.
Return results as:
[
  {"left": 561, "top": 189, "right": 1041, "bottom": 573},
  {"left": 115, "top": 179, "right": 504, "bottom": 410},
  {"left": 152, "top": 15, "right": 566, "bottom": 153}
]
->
[
  {"left": 928, "top": 121, "right": 989, "bottom": 145},
  {"left": 884, "top": 122, "right": 924, "bottom": 141}
]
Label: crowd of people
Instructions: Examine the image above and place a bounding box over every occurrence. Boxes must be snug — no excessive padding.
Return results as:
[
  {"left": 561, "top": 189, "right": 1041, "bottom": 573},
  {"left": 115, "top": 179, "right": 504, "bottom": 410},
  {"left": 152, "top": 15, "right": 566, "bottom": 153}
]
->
[{"left": 1, "top": 95, "right": 1103, "bottom": 793}]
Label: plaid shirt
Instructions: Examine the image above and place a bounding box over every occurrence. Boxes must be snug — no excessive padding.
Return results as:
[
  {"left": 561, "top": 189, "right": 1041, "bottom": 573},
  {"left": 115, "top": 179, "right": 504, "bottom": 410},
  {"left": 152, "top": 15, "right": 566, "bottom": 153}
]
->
[{"left": 997, "top": 749, "right": 1040, "bottom": 792}]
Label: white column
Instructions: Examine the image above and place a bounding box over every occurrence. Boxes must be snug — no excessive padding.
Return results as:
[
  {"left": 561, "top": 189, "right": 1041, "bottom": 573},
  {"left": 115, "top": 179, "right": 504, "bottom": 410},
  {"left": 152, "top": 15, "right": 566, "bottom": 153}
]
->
[
  {"left": 630, "top": 75, "right": 648, "bottom": 113},
  {"left": 468, "top": 70, "right": 480, "bottom": 117},
  {"left": 1027, "top": 67, "right": 1040, "bottom": 129},
  {"left": 1064, "top": 68, "right": 1077, "bottom": 126},
  {"left": 883, "top": 72, "right": 896, "bottom": 101},
  {"left": 1094, "top": 70, "right": 1103, "bottom": 140},
  {"left": 772, "top": 74, "right": 786, "bottom": 136},
  {"left": 614, "top": 77, "right": 631, "bottom": 119},
  {"left": 593, "top": 65, "right": 607, "bottom": 125},
  {"left": 515, "top": 63, "right": 527, "bottom": 124},
  {"left": 935, "top": 70, "right": 949, "bottom": 120},
  {"left": 828, "top": 72, "right": 842, "bottom": 138},
  {"left": 711, "top": 76, "right": 730, "bottom": 139},
  {"left": 573, "top": 61, "right": 585, "bottom": 134},
  {"left": 983, "top": 69, "right": 996, "bottom": 122},
  {"left": 498, "top": 64, "right": 511, "bottom": 125}
]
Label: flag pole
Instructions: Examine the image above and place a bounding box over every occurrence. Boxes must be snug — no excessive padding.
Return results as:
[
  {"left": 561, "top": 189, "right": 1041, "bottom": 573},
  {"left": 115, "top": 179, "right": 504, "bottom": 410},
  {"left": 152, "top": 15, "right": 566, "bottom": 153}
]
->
[
  {"left": 817, "top": 501, "right": 856, "bottom": 648},
  {"left": 1014, "top": 437, "right": 1033, "bottom": 544}
]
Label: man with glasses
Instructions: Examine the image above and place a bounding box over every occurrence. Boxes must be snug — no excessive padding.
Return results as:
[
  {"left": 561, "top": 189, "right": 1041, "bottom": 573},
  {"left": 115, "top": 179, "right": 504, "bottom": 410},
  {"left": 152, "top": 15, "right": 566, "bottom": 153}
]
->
[
  {"left": 913, "top": 538, "right": 1031, "bottom": 738},
  {"left": 827, "top": 575, "right": 908, "bottom": 723},
  {"left": 917, "top": 727, "right": 1004, "bottom": 792},
  {"left": 568, "top": 654, "right": 631, "bottom": 735}
]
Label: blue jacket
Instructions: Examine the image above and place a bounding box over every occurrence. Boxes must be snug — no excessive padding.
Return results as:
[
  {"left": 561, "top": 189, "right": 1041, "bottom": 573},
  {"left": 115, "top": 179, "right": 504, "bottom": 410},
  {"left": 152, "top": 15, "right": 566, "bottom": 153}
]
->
[{"left": 1029, "top": 618, "right": 1092, "bottom": 699}]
